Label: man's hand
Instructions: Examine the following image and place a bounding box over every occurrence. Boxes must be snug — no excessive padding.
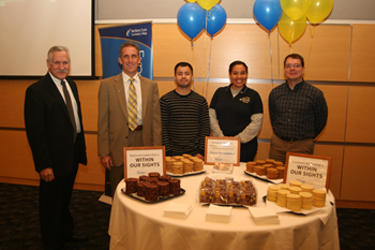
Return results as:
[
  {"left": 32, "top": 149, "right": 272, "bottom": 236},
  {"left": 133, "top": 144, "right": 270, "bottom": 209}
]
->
[
  {"left": 101, "top": 155, "right": 113, "bottom": 171},
  {"left": 40, "top": 168, "right": 55, "bottom": 182}
]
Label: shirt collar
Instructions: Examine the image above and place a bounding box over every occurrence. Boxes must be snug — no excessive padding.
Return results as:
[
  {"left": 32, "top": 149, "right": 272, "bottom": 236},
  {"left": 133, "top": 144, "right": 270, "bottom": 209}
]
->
[
  {"left": 286, "top": 79, "right": 305, "bottom": 90},
  {"left": 122, "top": 72, "right": 140, "bottom": 84},
  {"left": 49, "top": 72, "right": 67, "bottom": 87},
  {"left": 225, "top": 83, "right": 248, "bottom": 94},
  {"left": 174, "top": 89, "right": 193, "bottom": 97}
]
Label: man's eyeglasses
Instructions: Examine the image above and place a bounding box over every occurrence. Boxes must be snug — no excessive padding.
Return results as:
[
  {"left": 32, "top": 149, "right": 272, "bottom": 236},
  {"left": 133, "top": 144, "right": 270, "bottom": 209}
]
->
[{"left": 285, "top": 64, "right": 302, "bottom": 69}]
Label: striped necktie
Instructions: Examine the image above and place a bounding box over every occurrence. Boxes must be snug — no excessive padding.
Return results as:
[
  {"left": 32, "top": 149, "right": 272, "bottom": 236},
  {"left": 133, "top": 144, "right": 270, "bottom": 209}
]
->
[
  {"left": 61, "top": 80, "right": 77, "bottom": 141},
  {"left": 128, "top": 78, "right": 137, "bottom": 131}
]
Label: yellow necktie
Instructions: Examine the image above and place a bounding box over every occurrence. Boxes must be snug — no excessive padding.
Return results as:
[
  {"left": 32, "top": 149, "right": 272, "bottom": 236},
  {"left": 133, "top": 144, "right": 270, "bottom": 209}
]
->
[{"left": 128, "top": 78, "right": 137, "bottom": 131}]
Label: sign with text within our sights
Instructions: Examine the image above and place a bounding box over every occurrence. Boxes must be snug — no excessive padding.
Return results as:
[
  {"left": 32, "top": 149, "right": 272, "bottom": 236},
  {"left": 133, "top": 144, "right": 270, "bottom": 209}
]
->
[
  {"left": 284, "top": 152, "right": 332, "bottom": 190},
  {"left": 124, "top": 146, "right": 166, "bottom": 179}
]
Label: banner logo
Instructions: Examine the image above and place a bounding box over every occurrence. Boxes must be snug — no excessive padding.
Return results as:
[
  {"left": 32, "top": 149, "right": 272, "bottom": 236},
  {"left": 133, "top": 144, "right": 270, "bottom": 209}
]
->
[
  {"left": 99, "top": 22, "right": 153, "bottom": 79},
  {"left": 126, "top": 28, "right": 148, "bottom": 37}
]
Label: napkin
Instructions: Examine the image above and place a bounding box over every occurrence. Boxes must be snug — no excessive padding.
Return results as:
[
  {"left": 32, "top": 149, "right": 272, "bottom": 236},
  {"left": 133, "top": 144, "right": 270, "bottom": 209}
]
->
[
  {"left": 163, "top": 202, "right": 192, "bottom": 219},
  {"left": 249, "top": 207, "right": 280, "bottom": 225},
  {"left": 206, "top": 204, "right": 232, "bottom": 223}
]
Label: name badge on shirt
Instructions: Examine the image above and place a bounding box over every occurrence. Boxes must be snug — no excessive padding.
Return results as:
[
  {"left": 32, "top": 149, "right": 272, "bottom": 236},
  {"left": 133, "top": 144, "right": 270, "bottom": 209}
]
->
[{"left": 240, "top": 96, "right": 250, "bottom": 103}]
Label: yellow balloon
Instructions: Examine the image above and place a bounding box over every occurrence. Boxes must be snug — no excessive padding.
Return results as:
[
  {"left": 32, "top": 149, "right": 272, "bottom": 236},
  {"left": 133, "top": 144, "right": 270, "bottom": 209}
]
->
[
  {"left": 196, "top": 0, "right": 219, "bottom": 10},
  {"left": 306, "top": 0, "right": 334, "bottom": 24},
  {"left": 278, "top": 12, "right": 307, "bottom": 44},
  {"left": 280, "top": 0, "right": 312, "bottom": 20},
  {"left": 186, "top": 0, "right": 196, "bottom": 2}
]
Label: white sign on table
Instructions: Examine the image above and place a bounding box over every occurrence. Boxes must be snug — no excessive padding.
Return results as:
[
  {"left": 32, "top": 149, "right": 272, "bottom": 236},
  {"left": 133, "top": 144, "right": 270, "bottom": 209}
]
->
[
  {"left": 205, "top": 136, "right": 240, "bottom": 166},
  {"left": 123, "top": 146, "right": 166, "bottom": 179},
  {"left": 284, "top": 152, "right": 332, "bottom": 190}
]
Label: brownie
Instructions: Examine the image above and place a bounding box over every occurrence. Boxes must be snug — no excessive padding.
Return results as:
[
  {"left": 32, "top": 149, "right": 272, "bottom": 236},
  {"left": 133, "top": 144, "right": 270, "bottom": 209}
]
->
[{"left": 125, "top": 178, "right": 138, "bottom": 194}]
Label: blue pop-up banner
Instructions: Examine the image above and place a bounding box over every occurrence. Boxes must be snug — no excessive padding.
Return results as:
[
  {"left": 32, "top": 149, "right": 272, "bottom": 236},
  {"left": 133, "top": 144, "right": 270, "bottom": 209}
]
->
[{"left": 99, "top": 22, "right": 153, "bottom": 79}]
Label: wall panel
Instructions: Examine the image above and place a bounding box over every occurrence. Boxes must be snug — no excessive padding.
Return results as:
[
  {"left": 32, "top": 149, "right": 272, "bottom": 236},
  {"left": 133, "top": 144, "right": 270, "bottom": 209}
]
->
[
  {"left": 345, "top": 86, "right": 375, "bottom": 143},
  {"left": 0, "top": 130, "right": 38, "bottom": 180},
  {"left": 153, "top": 24, "right": 209, "bottom": 78},
  {"left": 74, "top": 134, "right": 104, "bottom": 188},
  {"left": 153, "top": 24, "right": 352, "bottom": 81},
  {"left": 275, "top": 25, "right": 352, "bottom": 81},
  {"left": 0, "top": 80, "right": 32, "bottom": 128},
  {"left": 315, "top": 85, "right": 348, "bottom": 142},
  {"left": 314, "top": 145, "right": 344, "bottom": 199},
  {"left": 206, "top": 24, "right": 274, "bottom": 79},
  {"left": 341, "top": 146, "right": 375, "bottom": 202},
  {"left": 76, "top": 80, "right": 101, "bottom": 132},
  {"left": 249, "top": 83, "right": 274, "bottom": 139},
  {"left": 350, "top": 24, "right": 375, "bottom": 82},
  {"left": 0, "top": 130, "right": 104, "bottom": 191},
  {"left": 254, "top": 142, "right": 271, "bottom": 162}
]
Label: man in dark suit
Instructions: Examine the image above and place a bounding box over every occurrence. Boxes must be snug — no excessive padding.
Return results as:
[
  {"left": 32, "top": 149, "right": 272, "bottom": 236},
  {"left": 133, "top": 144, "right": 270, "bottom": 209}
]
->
[
  {"left": 24, "top": 46, "right": 87, "bottom": 250},
  {"left": 98, "top": 41, "right": 162, "bottom": 197}
]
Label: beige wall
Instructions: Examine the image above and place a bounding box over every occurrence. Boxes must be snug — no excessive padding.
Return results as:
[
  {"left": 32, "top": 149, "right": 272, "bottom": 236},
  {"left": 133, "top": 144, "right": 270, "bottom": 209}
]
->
[{"left": 1, "top": 23, "right": 375, "bottom": 207}]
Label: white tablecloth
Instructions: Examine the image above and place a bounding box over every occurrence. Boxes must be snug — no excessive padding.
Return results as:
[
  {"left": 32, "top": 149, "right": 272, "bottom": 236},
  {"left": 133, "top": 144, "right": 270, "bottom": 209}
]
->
[{"left": 109, "top": 164, "right": 340, "bottom": 250}]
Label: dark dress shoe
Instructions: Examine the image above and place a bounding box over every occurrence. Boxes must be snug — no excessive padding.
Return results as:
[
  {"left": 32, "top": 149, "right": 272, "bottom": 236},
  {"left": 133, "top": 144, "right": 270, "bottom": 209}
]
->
[{"left": 64, "top": 235, "right": 89, "bottom": 242}]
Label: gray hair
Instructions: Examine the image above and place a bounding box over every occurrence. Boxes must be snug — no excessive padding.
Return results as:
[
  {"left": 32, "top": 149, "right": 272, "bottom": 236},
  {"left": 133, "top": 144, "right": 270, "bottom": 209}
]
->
[{"left": 47, "top": 45, "right": 70, "bottom": 62}]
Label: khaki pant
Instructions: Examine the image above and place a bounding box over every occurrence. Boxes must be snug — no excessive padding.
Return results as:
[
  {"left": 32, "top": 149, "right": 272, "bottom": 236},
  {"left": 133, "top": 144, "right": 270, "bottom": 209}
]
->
[{"left": 269, "top": 134, "right": 314, "bottom": 164}]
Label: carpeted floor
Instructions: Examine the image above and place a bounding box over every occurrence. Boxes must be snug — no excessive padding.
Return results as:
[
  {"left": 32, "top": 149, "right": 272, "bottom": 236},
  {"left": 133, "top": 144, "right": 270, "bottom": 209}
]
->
[
  {"left": 0, "top": 183, "right": 111, "bottom": 250},
  {"left": 1, "top": 182, "right": 374, "bottom": 250}
]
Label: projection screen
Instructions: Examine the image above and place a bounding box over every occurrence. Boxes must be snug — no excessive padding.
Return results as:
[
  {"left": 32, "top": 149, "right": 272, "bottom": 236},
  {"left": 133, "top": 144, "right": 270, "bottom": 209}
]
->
[{"left": 0, "top": 0, "right": 94, "bottom": 78}]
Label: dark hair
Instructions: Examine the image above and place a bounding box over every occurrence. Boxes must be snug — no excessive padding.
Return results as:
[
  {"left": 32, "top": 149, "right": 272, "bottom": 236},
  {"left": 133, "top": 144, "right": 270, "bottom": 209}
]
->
[
  {"left": 119, "top": 41, "right": 140, "bottom": 56},
  {"left": 229, "top": 61, "right": 248, "bottom": 73},
  {"left": 284, "top": 53, "right": 305, "bottom": 67},
  {"left": 174, "top": 62, "right": 193, "bottom": 75}
]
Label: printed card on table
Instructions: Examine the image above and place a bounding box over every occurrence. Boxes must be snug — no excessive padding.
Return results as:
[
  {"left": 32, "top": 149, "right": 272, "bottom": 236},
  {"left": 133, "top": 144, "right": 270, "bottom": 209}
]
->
[
  {"left": 205, "top": 136, "right": 241, "bottom": 166},
  {"left": 284, "top": 152, "right": 332, "bottom": 190},
  {"left": 123, "top": 146, "right": 166, "bottom": 179}
]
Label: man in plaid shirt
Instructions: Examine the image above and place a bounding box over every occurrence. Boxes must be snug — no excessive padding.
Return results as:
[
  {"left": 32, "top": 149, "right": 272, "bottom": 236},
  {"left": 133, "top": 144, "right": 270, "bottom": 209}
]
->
[{"left": 269, "top": 53, "right": 328, "bottom": 163}]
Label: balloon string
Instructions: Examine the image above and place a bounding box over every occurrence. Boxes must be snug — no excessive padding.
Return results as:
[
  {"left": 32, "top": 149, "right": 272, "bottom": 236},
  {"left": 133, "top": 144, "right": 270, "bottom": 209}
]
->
[
  {"left": 202, "top": 11, "right": 209, "bottom": 96},
  {"left": 268, "top": 32, "right": 274, "bottom": 84},
  {"left": 191, "top": 40, "right": 195, "bottom": 91},
  {"left": 202, "top": 28, "right": 207, "bottom": 96},
  {"left": 205, "top": 37, "right": 212, "bottom": 98},
  {"left": 306, "top": 25, "right": 315, "bottom": 76},
  {"left": 277, "top": 26, "right": 281, "bottom": 85}
]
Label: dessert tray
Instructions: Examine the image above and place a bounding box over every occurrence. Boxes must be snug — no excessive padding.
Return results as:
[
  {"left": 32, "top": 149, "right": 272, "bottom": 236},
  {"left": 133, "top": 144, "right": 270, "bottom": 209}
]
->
[
  {"left": 244, "top": 171, "right": 284, "bottom": 184},
  {"left": 198, "top": 176, "right": 257, "bottom": 207},
  {"left": 121, "top": 188, "right": 186, "bottom": 204},
  {"left": 263, "top": 195, "right": 331, "bottom": 215},
  {"left": 167, "top": 169, "right": 206, "bottom": 177}
]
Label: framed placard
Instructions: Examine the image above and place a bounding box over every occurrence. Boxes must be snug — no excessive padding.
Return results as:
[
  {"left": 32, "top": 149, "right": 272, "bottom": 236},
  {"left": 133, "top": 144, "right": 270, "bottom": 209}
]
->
[
  {"left": 204, "top": 136, "right": 241, "bottom": 166},
  {"left": 284, "top": 152, "right": 332, "bottom": 190},
  {"left": 123, "top": 146, "right": 166, "bottom": 179}
]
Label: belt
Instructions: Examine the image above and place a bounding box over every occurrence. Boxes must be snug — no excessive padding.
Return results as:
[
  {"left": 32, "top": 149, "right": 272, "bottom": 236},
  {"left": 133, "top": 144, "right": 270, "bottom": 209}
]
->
[
  {"left": 277, "top": 135, "right": 309, "bottom": 142},
  {"left": 130, "top": 125, "right": 143, "bottom": 131}
]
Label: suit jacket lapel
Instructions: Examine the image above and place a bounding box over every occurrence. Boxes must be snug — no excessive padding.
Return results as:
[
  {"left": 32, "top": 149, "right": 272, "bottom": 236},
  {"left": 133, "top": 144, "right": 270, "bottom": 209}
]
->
[
  {"left": 45, "top": 74, "right": 71, "bottom": 120},
  {"left": 114, "top": 74, "right": 129, "bottom": 120}
]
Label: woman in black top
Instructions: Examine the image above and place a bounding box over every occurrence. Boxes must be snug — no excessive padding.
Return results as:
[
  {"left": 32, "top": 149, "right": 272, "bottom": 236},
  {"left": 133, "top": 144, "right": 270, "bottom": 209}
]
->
[{"left": 209, "top": 61, "right": 264, "bottom": 162}]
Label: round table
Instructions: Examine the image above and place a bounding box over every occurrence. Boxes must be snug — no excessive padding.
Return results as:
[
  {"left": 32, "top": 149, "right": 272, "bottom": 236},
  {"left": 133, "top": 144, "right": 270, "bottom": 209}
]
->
[{"left": 108, "top": 164, "right": 340, "bottom": 250}]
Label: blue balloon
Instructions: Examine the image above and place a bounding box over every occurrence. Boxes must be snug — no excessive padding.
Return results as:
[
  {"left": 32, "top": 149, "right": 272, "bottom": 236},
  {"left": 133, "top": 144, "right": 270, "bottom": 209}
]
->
[
  {"left": 205, "top": 4, "right": 227, "bottom": 37},
  {"left": 177, "top": 3, "right": 206, "bottom": 40},
  {"left": 253, "top": 0, "right": 282, "bottom": 31}
]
